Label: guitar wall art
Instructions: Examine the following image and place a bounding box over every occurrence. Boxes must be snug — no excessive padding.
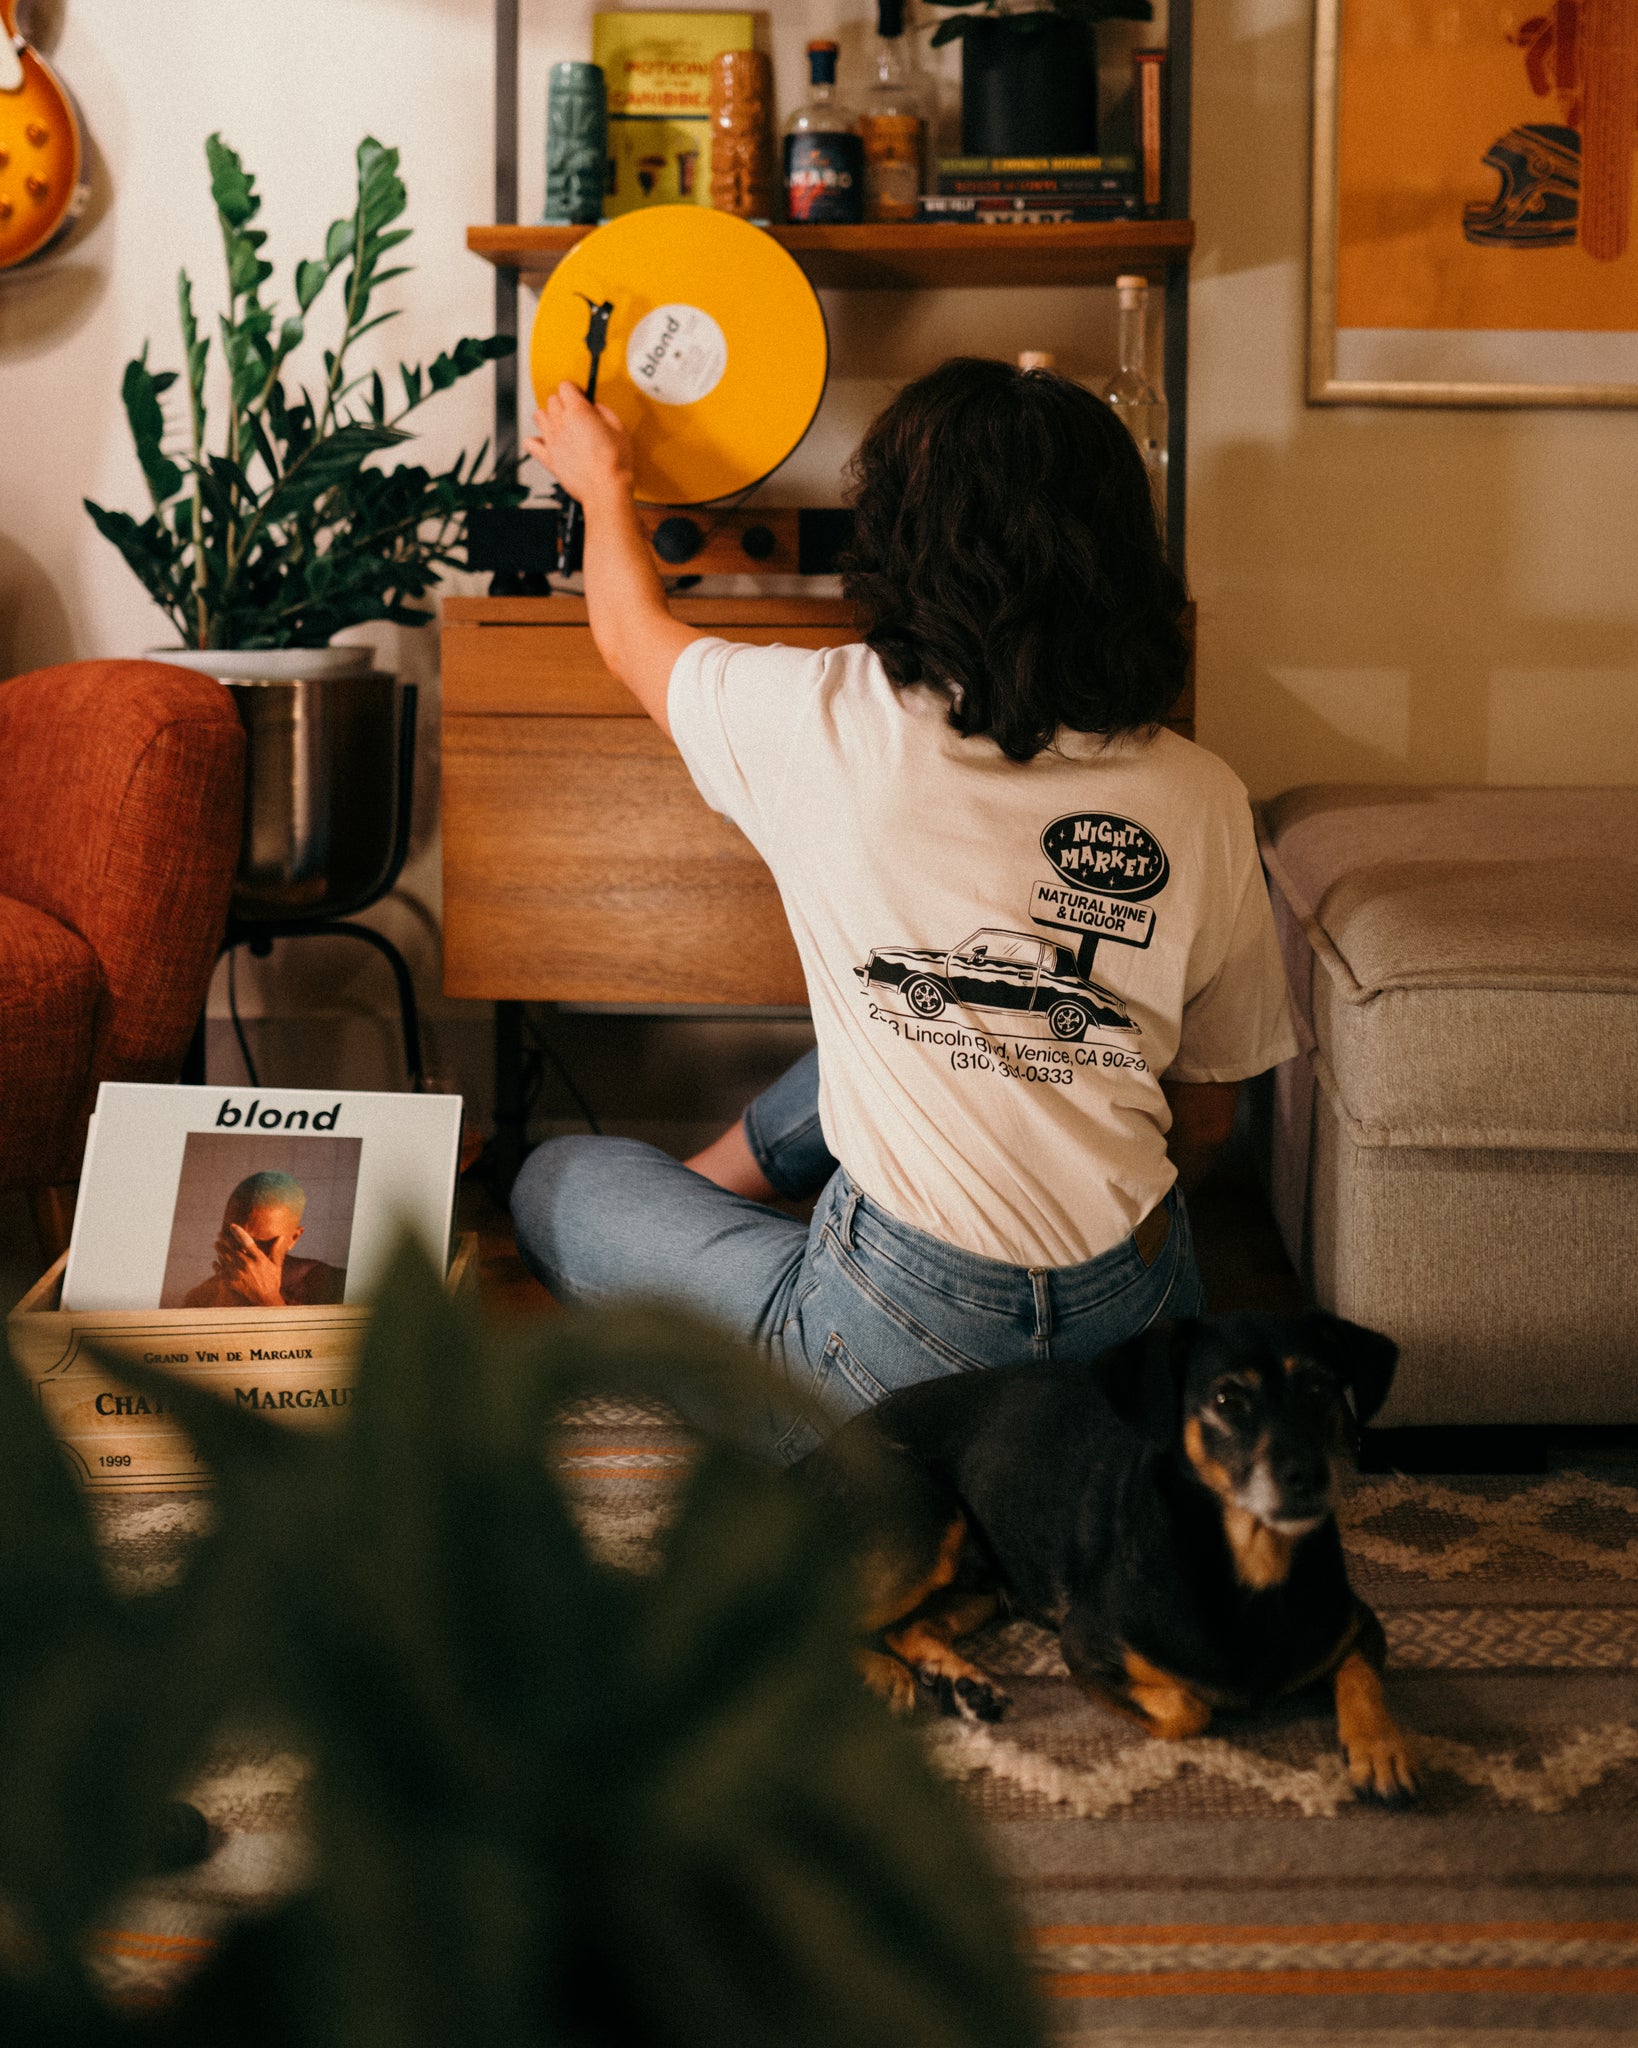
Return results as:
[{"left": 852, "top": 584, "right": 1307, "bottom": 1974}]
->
[{"left": 0, "top": 0, "right": 88, "bottom": 269}]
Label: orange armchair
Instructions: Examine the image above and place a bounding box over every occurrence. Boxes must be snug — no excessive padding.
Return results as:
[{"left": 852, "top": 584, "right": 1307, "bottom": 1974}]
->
[{"left": 0, "top": 660, "right": 244, "bottom": 1255}]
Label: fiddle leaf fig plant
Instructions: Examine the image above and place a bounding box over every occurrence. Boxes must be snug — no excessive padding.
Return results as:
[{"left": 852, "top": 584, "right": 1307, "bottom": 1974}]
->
[
  {"left": 927, "top": 0, "right": 1153, "bottom": 45},
  {"left": 84, "top": 134, "right": 523, "bottom": 652}
]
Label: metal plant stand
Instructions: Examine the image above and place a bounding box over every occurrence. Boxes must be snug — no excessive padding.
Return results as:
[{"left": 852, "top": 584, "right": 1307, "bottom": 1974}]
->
[
  {"left": 223, "top": 913, "right": 424, "bottom": 1092},
  {"left": 185, "top": 675, "right": 424, "bottom": 1091}
]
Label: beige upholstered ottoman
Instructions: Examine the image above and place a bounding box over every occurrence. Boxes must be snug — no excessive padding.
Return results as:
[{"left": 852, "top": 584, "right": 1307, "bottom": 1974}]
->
[{"left": 1257, "top": 786, "right": 1638, "bottom": 1427}]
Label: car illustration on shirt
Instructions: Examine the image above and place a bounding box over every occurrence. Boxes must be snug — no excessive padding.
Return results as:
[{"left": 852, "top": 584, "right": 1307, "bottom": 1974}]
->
[{"left": 855, "top": 928, "right": 1136, "bottom": 1042}]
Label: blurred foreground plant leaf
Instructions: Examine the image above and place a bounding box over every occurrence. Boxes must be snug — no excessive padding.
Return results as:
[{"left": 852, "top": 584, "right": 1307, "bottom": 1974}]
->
[{"left": 0, "top": 1240, "right": 1045, "bottom": 2048}]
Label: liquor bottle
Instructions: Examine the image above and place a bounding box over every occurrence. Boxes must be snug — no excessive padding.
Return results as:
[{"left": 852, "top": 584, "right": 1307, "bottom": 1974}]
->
[
  {"left": 783, "top": 40, "right": 864, "bottom": 224},
  {"left": 859, "top": 0, "right": 927, "bottom": 223},
  {"left": 1101, "top": 273, "right": 1168, "bottom": 520}
]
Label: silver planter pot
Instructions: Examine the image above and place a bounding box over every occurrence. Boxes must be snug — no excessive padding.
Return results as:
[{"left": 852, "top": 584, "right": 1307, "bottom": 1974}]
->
[{"left": 145, "top": 648, "right": 417, "bottom": 923}]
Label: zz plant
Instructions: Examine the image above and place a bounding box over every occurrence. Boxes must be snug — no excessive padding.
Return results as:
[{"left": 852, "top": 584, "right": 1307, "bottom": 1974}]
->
[{"left": 85, "top": 135, "right": 523, "bottom": 652}]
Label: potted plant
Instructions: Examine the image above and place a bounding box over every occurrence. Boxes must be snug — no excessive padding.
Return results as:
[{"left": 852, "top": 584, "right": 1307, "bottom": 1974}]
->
[
  {"left": 928, "top": 1, "right": 1154, "bottom": 158},
  {"left": 85, "top": 135, "right": 523, "bottom": 921}
]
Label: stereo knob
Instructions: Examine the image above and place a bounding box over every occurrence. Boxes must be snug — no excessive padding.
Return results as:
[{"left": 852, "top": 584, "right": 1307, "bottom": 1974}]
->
[
  {"left": 651, "top": 516, "right": 704, "bottom": 564},
  {"left": 740, "top": 524, "right": 776, "bottom": 560}
]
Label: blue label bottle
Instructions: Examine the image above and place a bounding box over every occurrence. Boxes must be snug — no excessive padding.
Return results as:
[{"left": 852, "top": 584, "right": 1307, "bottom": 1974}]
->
[{"left": 783, "top": 40, "right": 864, "bottom": 224}]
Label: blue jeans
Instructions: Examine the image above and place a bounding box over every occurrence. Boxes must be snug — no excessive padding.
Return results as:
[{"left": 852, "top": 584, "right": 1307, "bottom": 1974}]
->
[{"left": 510, "top": 1048, "right": 1205, "bottom": 1461}]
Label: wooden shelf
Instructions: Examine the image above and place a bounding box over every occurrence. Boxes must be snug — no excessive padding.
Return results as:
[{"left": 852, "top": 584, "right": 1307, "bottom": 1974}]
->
[{"left": 467, "top": 219, "right": 1194, "bottom": 290}]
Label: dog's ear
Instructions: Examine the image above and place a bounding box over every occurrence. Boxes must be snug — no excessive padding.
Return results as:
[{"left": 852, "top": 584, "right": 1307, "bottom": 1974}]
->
[
  {"left": 1302, "top": 1311, "right": 1398, "bottom": 1430},
  {"left": 1089, "top": 1318, "right": 1197, "bottom": 1445}
]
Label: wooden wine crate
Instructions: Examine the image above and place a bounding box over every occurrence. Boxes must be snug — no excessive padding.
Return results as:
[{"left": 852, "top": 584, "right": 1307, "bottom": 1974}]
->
[{"left": 6, "top": 1236, "right": 478, "bottom": 1493}]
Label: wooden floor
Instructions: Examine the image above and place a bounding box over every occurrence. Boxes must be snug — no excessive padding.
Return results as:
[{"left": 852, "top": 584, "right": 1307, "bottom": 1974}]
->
[{"left": 457, "top": 1171, "right": 558, "bottom": 1322}]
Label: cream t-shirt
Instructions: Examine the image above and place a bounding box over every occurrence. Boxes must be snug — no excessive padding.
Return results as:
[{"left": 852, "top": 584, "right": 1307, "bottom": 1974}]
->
[{"left": 669, "top": 638, "right": 1297, "bottom": 1268}]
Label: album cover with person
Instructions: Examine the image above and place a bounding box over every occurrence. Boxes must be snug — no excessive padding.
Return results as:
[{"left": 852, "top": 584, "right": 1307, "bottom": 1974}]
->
[
  {"left": 158, "top": 1132, "right": 364, "bottom": 1310},
  {"left": 62, "top": 1085, "right": 463, "bottom": 1313}
]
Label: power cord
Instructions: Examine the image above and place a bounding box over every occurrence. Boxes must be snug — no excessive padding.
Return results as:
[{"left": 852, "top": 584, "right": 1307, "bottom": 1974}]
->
[
  {"left": 521, "top": 1007, "right": 601, "bottom": 1134},
  {"left": 224, "top": 955, "right": 597, "bottom": 1135},
  {"left": 227, "top": 946, "right": 261, "bottom": 1088}
]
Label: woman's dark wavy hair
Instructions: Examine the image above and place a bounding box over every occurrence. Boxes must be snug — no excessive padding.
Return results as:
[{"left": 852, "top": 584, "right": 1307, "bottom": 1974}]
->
[{"left": 841, "top": 356, "right": 1187, "bottom": 761}]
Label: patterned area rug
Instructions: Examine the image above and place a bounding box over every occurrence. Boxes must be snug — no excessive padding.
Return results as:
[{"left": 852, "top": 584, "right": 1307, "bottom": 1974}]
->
[{"left": 89, "top": 1410, "right": 1638, "bottom": 2043}]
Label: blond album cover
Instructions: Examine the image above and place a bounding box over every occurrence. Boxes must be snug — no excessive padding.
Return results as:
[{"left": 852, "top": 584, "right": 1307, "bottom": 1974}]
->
[{"left": 61, "top": 1085, "right": 462, "bottom": 1312}]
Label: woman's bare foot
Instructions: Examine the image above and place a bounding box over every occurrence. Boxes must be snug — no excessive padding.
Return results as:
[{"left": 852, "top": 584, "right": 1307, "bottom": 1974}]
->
[{"left": 686, "top": 1119, "right": 779, "bottom": 1202}]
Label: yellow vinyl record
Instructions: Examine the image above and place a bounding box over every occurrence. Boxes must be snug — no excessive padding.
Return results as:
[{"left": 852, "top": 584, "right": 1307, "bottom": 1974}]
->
[{"left": 531, "top": 207, "right": 828, "bottom": 507}]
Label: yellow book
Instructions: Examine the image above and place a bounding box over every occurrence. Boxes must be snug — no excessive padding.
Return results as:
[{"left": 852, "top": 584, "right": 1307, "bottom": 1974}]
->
[{"left": 593, "top": 11, "right": 755, "bottom": 214}]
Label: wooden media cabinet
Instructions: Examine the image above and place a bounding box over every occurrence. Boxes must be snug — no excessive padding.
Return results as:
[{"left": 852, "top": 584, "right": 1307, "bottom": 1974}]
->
[
  {"left": 458, "top": 4, "right": 1197, "bottom": 1173},
  {"left": 440, "top": 595, "right": 1194, "bottom": 1008}
]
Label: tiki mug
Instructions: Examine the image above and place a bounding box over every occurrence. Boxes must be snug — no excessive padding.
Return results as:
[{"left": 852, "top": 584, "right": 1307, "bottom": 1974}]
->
[
  {"left": 545, "top": 61, "right": 607, "bottom": 225},
  {"left": 709, "top": 49, "right": 777, "bottom": 221}
]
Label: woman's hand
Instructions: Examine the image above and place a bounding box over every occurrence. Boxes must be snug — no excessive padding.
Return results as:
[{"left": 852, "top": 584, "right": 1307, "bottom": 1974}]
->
[
  {"left": 524, "top": 382, "right": 634, "bottom": 508},
  {"left": 520, "top": 378, "right": 697, "bottom": 733}
]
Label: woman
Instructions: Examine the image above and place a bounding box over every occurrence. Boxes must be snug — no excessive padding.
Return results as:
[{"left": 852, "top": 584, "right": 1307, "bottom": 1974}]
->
[{"left": 513, "top": 358, "right": 1296, "bottom": 1459}]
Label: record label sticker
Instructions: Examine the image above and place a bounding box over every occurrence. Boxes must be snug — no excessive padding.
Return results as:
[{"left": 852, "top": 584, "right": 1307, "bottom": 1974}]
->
[{"left": 626, "top": 303, "right": 728, "bottom": 406}]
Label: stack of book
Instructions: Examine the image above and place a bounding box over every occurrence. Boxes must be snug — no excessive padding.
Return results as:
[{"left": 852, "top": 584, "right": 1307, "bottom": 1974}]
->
[{"left": 916, "top": 155, "right": 1139, "bottom": 225}]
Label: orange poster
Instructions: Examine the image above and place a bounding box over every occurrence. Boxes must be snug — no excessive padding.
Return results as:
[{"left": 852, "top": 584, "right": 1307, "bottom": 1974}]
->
[{"left": 1338, "top": 0, "right": 1638, "bottom": 333}]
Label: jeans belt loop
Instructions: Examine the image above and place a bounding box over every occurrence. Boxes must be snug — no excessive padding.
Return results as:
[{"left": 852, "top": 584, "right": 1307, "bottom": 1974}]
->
[
  {"left": 838, "top": 1181, "right": 862, "bottom": 1252},
  {"left": 1029, "top": 1268, "right": 1052, "bottom": 1349},
  {"left": 1134, "top": 1199, "right": 1173, "bottom": 1269}
]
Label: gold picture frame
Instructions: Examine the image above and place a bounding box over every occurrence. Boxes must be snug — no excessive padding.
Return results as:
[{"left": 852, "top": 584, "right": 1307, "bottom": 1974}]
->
[{"left": 1310, "top": 0, "right": 1638, "bottom": 406}]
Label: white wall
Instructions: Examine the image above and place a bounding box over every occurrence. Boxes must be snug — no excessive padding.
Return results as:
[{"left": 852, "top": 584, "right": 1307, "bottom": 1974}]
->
[
  {"left": 1, "top": 0, "right": 511, "bottom": 1087},
  {"left": 2, "top": 0, "right": 1632, "bottom": 1091},
  {"left": 2, "top": 0, "right": 498, "bottom": 666}
]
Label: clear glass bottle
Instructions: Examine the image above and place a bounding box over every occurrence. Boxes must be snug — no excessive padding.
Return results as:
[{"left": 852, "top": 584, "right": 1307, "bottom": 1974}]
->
[
  {"left": 1101, "top": 273, "right": 1168, "bottom": 522},
  {"left": 783, "top": 40, "right": 864, "bottom": 224},
  {"left": 859, "top": 0, "right": 927, "bottom": 223}
]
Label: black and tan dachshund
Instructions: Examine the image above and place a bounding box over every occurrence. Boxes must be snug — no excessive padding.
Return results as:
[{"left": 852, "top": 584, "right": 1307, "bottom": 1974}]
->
[{"left": 797, "top": 1311, "right": 1419, "bottom": 1805}]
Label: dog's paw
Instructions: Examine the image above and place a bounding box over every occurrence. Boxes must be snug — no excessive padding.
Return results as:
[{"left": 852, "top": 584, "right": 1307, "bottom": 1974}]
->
[
  {"left": 856, "top": 1649, "right": 919, "bottom": 1716},
  {"left": 921, "top": 1668, "right": 1010, "bottom": 1723},
  {"left": 956, "top": 1673, "right": 1009, "bottom": 1722},
  {"left": 1343, "top": 1725, "right": 1420, "bottom": 1806}
]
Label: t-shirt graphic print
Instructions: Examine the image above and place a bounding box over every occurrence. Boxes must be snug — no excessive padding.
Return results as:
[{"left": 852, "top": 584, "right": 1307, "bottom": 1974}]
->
[
  {"left": 669, "top": 637, "right": 1298, "bottom": 1269},
  {"left": 856, "top": 807, "right": 1173, "bottom": 1081},
  {"left": 859, "top": 922, "right": 1136, "bottom": 1046}
]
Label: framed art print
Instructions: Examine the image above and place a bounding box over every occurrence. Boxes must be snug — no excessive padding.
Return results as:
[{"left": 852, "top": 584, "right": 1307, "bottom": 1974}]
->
[{"left": 1311, "top": 0, "right": 1638, "bottom": 403}]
